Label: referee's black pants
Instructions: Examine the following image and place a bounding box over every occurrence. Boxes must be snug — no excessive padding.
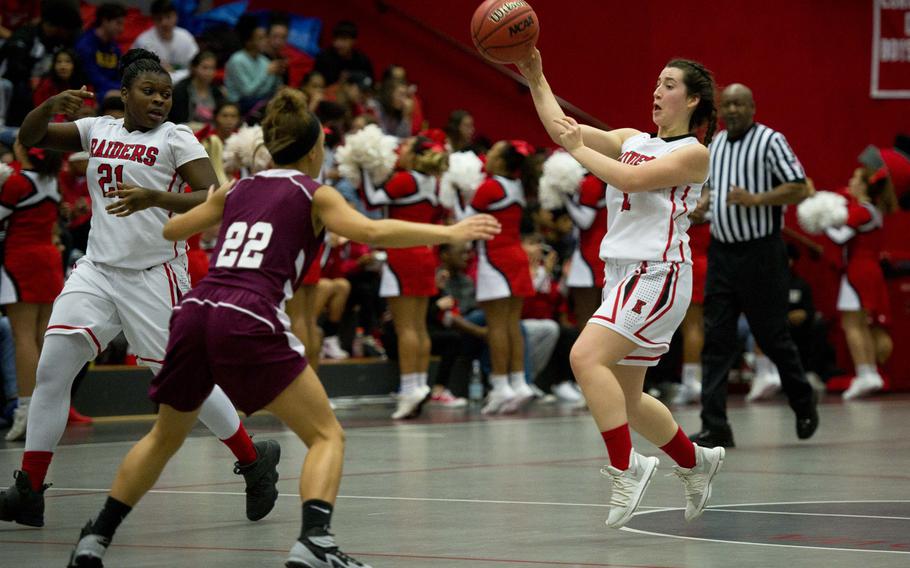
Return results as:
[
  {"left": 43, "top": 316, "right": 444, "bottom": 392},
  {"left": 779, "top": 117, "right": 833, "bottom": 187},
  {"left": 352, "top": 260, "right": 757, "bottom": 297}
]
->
[{"left": 700, "top": 234, "right": 814, "bottom": 431}]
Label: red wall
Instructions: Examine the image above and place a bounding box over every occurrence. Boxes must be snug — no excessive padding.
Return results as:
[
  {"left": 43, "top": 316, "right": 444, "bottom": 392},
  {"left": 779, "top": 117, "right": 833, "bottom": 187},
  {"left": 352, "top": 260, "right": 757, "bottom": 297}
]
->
[{"left": 250, "top": 0, "right": 909, "bottom": 190}]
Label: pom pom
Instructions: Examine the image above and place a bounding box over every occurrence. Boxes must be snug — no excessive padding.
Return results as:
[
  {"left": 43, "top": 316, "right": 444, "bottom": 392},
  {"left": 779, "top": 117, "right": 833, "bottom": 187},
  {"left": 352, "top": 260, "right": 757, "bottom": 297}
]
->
[
  {"left": 223, "top": 125, "right": 268, "bottom": 174},
  {"left": 539, "top": 151, "right": 586, "bottom": 210},
  {"left": 336, "top": 124, "right": 399, "bottom": 187},
  {"left": 439, "top": 151, "right": 484, "bottom": 210},
  {"left": 797, "top": 191, "right": 849, "bottom": 234},
  {"left": 0, "top": 163, "right": 13, "bottom": 187}
]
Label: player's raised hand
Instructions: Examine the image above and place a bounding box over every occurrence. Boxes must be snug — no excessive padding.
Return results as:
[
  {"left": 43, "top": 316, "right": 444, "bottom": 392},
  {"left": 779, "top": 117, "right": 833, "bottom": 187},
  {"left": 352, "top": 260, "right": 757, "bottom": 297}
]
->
[
  {"left": 516, "top": 48, "right": 543, "bottom": 81},
  {"left": 448, "top": 213, "right": 501, "bottom": 243},
  {"left": 48, "top": 85, "right": 94, "bottom": 116},
  {"left": 105, "top": 183, "right": 156, "bottom": 217}
]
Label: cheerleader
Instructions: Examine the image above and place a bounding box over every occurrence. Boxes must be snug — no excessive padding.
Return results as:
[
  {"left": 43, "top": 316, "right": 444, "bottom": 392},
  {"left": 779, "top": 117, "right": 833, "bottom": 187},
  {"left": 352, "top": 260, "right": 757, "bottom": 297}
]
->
[
  {"left": 0, "top": 145, "right": 65, "bottom": 442},
  {"left": 362, "top": 137, "right": 447, "bottom": 419},
  {"left": 824, "top": 168, "right": 896, "bottom": 399},
  {"left": 468, "top": 140, "right": 536, "bottom": 414}
]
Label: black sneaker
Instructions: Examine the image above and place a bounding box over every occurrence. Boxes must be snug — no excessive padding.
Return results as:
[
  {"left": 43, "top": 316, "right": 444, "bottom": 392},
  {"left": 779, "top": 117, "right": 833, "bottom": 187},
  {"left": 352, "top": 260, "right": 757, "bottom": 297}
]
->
[
  {"left": 795, "top": 394, "right": 819, "bottom": 440},
  {"left": 286, "top": 528, "right": 372, "bottom": 568},
  {"left": 689, "top": 427, "right": 735, "bottom": 448},
  {"left": 66, "top": 520, "right": 109, "bottom": 568},
  {"left": 234, "top": 439, "right": 280, "bottom": 521},
  {"left": 0, "top": 470, "right": 48, "bottom": 527}
]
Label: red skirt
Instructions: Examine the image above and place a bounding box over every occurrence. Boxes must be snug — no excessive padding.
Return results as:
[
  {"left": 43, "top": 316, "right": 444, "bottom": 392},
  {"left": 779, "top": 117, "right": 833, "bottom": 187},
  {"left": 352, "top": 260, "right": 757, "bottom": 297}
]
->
[{"left": 1, "top": 245, "right": 64, "bottom": 304}]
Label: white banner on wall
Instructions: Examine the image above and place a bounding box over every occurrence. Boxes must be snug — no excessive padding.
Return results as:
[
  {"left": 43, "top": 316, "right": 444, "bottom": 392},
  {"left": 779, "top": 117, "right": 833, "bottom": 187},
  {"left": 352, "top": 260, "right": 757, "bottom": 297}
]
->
[{"left": 871, "top": 0, "right": 910, "bottom": 98}]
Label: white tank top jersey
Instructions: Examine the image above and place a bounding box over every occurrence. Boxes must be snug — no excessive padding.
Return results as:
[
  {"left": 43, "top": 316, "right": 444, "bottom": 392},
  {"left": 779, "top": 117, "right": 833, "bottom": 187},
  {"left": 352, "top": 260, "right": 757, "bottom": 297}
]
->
[
  {"left": 599, "top": 133, "right": 705, "bottom": 265},
  {"left": 74, "top": 116, "right": 209, "bottom": 269}
]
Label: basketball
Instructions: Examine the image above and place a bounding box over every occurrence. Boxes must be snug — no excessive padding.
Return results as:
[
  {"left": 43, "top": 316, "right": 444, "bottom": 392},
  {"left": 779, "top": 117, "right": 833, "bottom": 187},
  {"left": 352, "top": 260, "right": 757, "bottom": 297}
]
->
[{"left": 471, "top": 0, "right": 539, "bottom": 64}]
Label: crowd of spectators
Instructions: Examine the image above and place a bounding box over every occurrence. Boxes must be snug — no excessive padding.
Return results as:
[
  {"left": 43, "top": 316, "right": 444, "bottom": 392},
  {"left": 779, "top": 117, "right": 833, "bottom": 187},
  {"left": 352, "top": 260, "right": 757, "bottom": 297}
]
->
[{"left": 0, "top": 1, "right": 905, "bottom": 426}]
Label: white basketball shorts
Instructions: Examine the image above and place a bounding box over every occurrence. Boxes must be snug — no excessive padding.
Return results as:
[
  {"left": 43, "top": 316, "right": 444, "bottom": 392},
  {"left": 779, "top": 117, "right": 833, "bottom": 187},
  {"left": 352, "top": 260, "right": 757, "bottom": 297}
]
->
[
  {"left": 45, "top": 256, "right": 191, "bottom": 372},
  {"left": 589, "top": 260, "right": 691, "bottom": 367}
]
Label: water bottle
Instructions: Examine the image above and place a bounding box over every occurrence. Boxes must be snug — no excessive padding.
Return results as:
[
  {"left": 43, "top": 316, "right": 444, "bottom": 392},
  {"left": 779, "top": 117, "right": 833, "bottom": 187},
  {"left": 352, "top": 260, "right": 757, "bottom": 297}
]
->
[
  {"left": 468, "top": 360, "right": 484, "bottom": 405},
  {"left": 351, "top": 327, "right": 365, "bottom": 358}
]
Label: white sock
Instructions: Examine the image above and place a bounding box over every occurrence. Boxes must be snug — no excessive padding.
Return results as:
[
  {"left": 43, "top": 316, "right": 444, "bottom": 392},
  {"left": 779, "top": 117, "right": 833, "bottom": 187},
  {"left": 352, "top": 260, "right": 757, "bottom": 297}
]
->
[
  {"left": 755, "top": 354, "right": 773, "bottom": 376},
  {"left": 490, "top": 374, "right": 509, "bottom": 391},
  {"left": 682, "top": 363, "right": 702, "bottom": 387},
  {"left": 197, "top": 385, "right": 242, "bottom": 440},
  {"left": 25, "top": 334, "right": 93, "bottom": 452},
  {"left": 18, "top": 396, "right": 31, "bottom": 408},
  {"left": 509, "top": 371, "right": 526, "bottom": 389},
  {"left": 856, "top": 364, "right": 879, "bottom": 380},
  {"left": 400, "top": 373, "right": 420, "bottom": 394},
  {"left": 420, "top": 372, "right": 430, "bottom": 388}
]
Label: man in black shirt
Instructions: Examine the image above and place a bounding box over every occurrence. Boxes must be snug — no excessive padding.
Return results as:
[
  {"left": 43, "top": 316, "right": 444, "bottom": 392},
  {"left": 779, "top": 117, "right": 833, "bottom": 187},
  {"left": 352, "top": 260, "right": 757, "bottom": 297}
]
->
[{"left": 314, "top": 20, "right": 374, "bottom": 86}]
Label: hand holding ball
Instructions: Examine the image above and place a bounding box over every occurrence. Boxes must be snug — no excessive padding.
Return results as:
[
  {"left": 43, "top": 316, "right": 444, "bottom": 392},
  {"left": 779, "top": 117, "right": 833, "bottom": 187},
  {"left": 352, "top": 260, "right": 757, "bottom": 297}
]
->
[{"left": 471, "top": 0, "right": 540, "bottom": 64}]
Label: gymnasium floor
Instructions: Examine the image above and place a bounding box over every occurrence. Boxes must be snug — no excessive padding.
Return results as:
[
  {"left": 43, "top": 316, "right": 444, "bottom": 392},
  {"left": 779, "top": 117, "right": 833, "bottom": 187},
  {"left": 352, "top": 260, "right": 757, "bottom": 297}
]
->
[{"left": 1, "top": 394, "right": 908, "bottom": 568}]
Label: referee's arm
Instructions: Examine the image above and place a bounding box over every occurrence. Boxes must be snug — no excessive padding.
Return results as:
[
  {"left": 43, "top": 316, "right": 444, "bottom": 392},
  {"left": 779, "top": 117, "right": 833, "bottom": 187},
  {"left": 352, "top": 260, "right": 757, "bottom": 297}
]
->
[{"left": 728, "top": 131, "right": 809, "bottom": 207}]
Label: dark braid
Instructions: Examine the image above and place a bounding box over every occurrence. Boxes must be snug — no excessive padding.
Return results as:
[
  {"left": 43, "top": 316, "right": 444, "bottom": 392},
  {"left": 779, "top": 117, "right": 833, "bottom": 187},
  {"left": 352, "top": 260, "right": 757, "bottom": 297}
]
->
[
  {"left": 666, "top": 59, "right": 717, "bottom": 146},
  {"left": 119, "top": 48, "right": 168, "bottom": 89}
]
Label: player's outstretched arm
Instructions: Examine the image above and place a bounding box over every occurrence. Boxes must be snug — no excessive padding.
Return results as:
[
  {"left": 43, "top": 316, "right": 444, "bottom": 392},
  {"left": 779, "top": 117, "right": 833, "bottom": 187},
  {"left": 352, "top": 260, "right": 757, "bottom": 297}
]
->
[
  {"left": 162, "top": 180, "right": 234, "bottom": 241},
  {"left": 313, "top": 185, "right": 500, "bottom": 247},
  {"left": 554, "top": 116, "right": 708, "bottom": 193},
  {"left": 105, "top": 157, "right": 218, "bottom": 217},
  {"left": 19, "top": 87, "right": 94, "bottom": 152},
  {"left": 515, "top": 49, "right": 638, "bottom": 160}
]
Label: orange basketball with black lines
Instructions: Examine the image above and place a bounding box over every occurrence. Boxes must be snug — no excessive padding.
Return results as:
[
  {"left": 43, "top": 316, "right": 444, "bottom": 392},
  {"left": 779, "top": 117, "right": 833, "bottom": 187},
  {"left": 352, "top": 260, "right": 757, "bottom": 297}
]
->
[{"left": 471, "top": 0, "right": 539, "bottom": 64}]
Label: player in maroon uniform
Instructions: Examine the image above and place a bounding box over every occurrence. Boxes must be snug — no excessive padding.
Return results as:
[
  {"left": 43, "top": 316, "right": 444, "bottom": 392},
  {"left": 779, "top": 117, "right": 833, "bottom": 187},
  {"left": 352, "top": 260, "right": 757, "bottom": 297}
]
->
[{"left": 66, "top": 89, "right": 500, "bottom": 568}]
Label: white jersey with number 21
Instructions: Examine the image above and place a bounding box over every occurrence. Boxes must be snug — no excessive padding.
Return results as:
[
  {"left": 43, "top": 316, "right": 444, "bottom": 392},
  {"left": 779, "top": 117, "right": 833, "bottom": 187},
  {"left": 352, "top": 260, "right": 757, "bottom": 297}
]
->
[{"left": 75, "top": 116, "right": 209, "bottom": 270}]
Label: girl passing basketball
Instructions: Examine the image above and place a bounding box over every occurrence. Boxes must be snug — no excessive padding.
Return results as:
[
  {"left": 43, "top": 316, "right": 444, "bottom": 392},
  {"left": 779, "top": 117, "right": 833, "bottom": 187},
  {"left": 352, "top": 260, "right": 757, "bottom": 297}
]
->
[
  {"left": 517, "top": 49, "right": 724, "bottom": 527},
  {"left": 1, "top": 49, "right": 279, "bottom": 530},
  {"left": 66, "top": 89, "right": 500, "bottom": 568}
]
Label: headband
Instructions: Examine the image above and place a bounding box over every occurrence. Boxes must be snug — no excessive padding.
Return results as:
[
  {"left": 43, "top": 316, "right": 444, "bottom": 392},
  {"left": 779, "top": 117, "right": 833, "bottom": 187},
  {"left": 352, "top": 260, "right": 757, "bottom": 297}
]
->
[{"left": 270, "top": 110, "right": 322, "bottom": 165}]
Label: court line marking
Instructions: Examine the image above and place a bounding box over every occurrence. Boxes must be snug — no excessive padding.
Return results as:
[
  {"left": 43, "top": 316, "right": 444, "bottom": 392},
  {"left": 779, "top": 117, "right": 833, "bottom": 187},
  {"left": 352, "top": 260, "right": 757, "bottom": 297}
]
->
[
  {"left": 625, "top": 500, "right": 910, "bottom": 555},
  {"left": 619, "top": 527, "right": 910, "bottom": 556},
  {"left": 0, "top": 538, "right": 681, "bottom": 568},
  {"left": 703, "top": 508, "right": 910, "bottom": 522},
  {"left": 45, "top": 490, "right": 910, "bottom": 523}
]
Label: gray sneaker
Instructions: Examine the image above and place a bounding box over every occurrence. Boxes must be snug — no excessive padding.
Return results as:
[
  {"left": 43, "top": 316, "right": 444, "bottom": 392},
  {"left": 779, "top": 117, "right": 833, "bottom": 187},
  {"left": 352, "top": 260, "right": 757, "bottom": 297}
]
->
[
  {"left": 286, "top": 530, "right": 372, "bottom": 568},
  {"left": 66, "top": 521, "right": 109, "bottom": 567},
  {"left": 672, "top": 445, "right": 725, "bottom": 521},
  {"left": 602, "top": 450, "right": 659, "bottom": 528}
]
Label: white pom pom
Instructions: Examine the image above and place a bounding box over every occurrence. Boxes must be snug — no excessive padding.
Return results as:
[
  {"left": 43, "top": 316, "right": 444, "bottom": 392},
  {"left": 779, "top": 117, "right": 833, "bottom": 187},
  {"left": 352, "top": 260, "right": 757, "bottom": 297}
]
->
[
  {"left": 539, "top": 151, "right": 586, "bottom": 210},
  {"left": 223, "top": 126, "right": 266, "bottom": 174},
  {"left": 797, "top": 191, "right": 849, "bottom": 234},
  {"left": 439, "top": 151, "right": 484, "bottom": 210},
  {"left": 0, "top": 163, "right": 13, "bottom": 187},
  {"left": 336, "top": 124, "right": 400, "bottom": 187}
]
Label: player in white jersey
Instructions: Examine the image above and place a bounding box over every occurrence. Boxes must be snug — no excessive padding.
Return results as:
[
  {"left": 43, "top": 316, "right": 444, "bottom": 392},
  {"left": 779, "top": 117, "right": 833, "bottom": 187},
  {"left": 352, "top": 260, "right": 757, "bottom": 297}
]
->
[
  {"left": 0, "top": 49, "right": 280, "bottom": 530},
  {"left": 519, "top": 50, "right": 724, "bottom": 528}
]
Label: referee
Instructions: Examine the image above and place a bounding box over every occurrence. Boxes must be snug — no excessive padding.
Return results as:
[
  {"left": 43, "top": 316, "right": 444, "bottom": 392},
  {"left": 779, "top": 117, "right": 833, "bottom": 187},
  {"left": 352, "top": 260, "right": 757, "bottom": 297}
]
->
[{"left": 690, "top": 83, "right": 819, "bottom": 448}]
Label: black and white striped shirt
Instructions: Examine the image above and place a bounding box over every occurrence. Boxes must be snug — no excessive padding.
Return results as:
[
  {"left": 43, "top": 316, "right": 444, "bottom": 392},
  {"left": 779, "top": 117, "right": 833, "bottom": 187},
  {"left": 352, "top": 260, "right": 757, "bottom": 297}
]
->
[{"left": 708, "top": 123, "right": 805, "bottom": 243}]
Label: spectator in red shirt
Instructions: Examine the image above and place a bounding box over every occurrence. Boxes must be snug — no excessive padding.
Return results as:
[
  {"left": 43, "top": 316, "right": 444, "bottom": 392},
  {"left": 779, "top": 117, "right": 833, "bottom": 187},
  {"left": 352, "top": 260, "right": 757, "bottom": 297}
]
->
[{"left": 33, "top": 48, "right": 95, "bottom": 114}]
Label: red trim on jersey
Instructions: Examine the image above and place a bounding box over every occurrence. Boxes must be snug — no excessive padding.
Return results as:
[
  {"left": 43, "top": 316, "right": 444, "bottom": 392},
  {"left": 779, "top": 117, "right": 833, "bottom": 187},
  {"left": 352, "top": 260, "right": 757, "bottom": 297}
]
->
[
  {"left": 634, "top": 264, "right": 680, "bottom": 346},
  {"left": 165, "top": 172, "right": 178, "bottom": 193},
  {"left": 677, "top": 186, "right": 691, "bottom": 263},
  {"left": 662, "top": 187, "right": 678, "bottom": 262},
  {"left": 136, "top": 355, "right": 165, "bottom": 364},
  {"left": 163, "top": 264, "right": 177, "bottom": 307},
  {"left": 46, "top": 324, "right": 102, "bottom": 353}
]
